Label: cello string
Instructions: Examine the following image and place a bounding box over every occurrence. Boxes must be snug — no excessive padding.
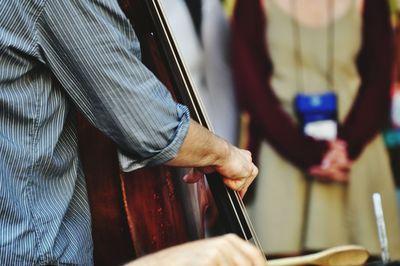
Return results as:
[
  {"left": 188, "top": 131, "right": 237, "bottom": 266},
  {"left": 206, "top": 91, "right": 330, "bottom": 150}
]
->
[
  {"left": 149, "top": 0, "right": 266, "bottom": 257},
  {"left": 233, "top": 191, "right": 264, "bottom": 248}
]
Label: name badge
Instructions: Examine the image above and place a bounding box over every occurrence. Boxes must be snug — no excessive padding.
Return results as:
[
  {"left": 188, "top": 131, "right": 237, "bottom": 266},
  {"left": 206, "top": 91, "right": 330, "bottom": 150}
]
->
[{"left": 294, "top": 92, "right": 338, "bottom": 141}]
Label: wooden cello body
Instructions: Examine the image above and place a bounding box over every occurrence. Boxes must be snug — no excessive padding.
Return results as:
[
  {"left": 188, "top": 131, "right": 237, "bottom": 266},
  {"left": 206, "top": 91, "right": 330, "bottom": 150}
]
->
[{"left": 77, "top": 1, "right": 254, "bottom": 265}]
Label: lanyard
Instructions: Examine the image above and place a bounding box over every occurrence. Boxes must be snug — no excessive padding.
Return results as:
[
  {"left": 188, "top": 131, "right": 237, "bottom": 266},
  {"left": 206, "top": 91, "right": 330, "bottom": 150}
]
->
[{"left": 290, "top": 0, "right": 335, "bottom": 93}]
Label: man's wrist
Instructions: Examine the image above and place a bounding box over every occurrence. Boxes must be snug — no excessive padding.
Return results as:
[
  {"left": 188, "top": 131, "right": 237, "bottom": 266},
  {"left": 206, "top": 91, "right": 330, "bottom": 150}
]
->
[{"left": 211, "top": 136, "right": 231, "bottom": 168}]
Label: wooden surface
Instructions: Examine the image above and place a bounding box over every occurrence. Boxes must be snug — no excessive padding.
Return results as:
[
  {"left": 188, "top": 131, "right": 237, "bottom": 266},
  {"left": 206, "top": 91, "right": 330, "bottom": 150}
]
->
[{"left": 267, "top": 245, "right": 369, "bottom": 266}]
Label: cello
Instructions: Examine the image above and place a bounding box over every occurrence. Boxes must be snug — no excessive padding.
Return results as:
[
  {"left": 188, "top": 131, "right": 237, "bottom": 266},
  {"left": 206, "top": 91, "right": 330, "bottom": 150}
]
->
[{"left": 77, "top": 0, "right": 265, "bottom": 265}]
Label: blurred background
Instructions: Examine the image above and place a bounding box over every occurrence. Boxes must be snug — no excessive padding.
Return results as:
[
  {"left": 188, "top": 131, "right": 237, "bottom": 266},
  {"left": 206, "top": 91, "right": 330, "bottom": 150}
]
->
[{"left": 163, "top": 0, "right": 400, "bottom": 261}]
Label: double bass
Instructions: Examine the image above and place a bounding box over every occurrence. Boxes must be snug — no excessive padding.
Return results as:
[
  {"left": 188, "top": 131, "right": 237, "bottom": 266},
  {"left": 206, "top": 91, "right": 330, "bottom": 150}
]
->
[{"left": 77, "top": 0, "right": 264, "bottom": 265}]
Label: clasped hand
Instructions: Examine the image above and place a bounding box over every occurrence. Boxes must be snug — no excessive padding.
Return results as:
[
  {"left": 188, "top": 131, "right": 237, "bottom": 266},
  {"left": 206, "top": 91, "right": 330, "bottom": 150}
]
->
[{"left": 308, "top": 139, "right": 352, "bottom": 183}]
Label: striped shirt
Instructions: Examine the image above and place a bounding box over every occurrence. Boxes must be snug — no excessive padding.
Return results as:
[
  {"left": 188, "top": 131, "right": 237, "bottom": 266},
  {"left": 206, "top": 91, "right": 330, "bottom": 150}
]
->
[{"left": 0, "top": 0, "right": 190, "bottom": 265}]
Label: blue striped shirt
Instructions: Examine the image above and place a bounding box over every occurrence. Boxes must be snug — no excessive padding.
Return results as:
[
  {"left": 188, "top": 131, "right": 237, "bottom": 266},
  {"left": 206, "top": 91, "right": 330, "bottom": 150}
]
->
[{"left": 0, "top": 0, "right": 190, "bottom": 265}]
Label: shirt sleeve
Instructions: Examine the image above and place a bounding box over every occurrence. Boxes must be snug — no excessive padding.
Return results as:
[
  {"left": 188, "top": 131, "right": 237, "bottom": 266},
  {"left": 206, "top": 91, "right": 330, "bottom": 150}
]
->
[
  {"left": 231, "top": 0, "right": 328, "bottom": 170},
  {"left": 338, "top": 0, "right": 393, "bottom": 160},
  {"left": 36, "top": 0, "right": 190, "bottom": 167}
]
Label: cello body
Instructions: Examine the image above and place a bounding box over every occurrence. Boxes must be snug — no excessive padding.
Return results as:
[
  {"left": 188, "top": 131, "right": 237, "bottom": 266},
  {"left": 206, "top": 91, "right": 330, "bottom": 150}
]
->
[{"left": 77, "top": 1, "right": 252, "bottom": 265}]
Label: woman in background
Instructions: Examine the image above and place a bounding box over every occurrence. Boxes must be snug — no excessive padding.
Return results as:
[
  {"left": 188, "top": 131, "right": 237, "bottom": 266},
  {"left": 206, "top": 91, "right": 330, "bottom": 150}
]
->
[{"left": 232, "top": 0, "right": 400, "bottom": 258}]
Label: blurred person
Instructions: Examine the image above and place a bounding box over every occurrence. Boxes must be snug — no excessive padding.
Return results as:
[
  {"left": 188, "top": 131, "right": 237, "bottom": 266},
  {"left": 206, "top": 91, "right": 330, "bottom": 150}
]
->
[
  {"left": 232, "top": 0, "right": 400, "bottom": 259},
  {"left": 162, "top": 0, "right": 239, "bottom": 145}
]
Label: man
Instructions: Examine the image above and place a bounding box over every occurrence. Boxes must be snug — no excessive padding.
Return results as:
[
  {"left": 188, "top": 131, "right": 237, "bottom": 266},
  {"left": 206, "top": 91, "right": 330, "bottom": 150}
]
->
[{"left": 0, "top": 0, "right": 264, "bottom": 265}]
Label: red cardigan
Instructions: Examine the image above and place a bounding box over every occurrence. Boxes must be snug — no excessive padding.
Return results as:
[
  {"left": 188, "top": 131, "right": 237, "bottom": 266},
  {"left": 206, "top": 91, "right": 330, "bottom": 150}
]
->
[{"left": 232, "top": 0, "right": 393, "bottom": 170}]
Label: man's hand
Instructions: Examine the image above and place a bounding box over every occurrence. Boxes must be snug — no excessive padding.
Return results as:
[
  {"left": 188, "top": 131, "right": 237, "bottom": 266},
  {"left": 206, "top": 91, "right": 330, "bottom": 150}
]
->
[
  {"left": 167, "top": 120, "right": 258, "bottom": 197},
  {"left": 183, "top": 146, "right": 258, "bottom": 198},
  {"left": 125, "top": 234, "right": 266, "bottom": 266},
  {"left": 217, "top": 147, "right": 258, "bottom": 197},
  {"left": 308, "top": 139, "right": 352, "bottom": 183}
]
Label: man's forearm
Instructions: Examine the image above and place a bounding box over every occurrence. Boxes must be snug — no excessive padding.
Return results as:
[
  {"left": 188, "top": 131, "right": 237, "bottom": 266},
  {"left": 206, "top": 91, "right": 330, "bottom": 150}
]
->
[{"left": 166, "top": 119, "right": 229, "bottom": 168}]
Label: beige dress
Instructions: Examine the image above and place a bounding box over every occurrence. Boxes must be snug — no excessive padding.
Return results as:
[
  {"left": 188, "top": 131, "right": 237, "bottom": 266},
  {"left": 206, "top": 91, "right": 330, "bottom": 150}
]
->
[{"left": 246, "top": 0, "right": 400, "bottom": 258}]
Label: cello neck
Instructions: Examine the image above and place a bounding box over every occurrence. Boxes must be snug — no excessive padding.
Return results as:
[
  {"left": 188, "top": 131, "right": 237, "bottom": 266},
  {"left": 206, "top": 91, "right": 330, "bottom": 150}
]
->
[
  {"left": 141, "top": 0, "right": 265, "bottom": 250},
  {"left": 119, "top": 0, "right": 266, "bottom": 257}
]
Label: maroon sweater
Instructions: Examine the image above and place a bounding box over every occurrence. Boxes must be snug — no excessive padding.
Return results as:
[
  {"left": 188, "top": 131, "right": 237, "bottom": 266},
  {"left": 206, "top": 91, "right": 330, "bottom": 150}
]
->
[{"left": 232, "top": 0, "right": 393, "bottom": 171}]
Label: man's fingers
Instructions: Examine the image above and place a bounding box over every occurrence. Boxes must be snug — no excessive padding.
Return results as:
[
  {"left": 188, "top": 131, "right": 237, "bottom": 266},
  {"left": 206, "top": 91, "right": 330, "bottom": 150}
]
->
[
  {"left": 224, "top": 234, "right": 266, "bottom": 266},
  {"left": 223, "top": 178, "right": 246, "bottom": 191},
  {"left": 222, "top": 164, "right": 258, "bottom": 194},
  {"left": 238, "top": 165, "right": 258, "bottom": 198},
  {"left": 185, "top": 160, "right": 258, "bottom": 195}
]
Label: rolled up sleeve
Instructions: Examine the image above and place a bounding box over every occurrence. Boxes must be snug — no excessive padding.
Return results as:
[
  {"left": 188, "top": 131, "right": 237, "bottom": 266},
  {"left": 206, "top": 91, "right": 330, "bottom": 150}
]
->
[{"left": 36, "top": 0, "right": 190, "bottom": 167}]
